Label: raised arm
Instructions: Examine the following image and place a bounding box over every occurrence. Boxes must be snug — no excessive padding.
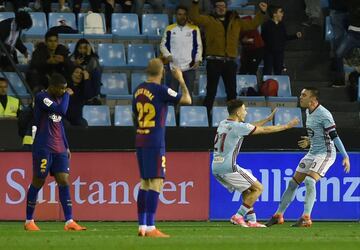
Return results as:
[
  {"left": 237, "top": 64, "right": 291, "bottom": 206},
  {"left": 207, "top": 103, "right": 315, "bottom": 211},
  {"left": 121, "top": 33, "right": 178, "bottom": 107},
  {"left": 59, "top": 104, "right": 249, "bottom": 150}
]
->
[
  {"left": 252, "top": 118, "right": 299, "bottom": 135},
  {"left": 251, "top": 108, "right": 276, "bottom": 127},
  {"left": 37, "top": 92, "right": 70, "bottom": 115},
  {"left": 189, "top": 1, "right": 211, "bottom": 27}
]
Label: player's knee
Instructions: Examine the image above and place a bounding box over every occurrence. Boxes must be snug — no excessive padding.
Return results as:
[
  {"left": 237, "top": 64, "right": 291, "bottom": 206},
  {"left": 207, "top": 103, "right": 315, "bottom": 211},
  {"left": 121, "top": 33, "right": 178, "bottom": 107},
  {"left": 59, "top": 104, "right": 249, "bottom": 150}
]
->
[{"left": 304, "top": 176, "right": 316, "bottom": 187}]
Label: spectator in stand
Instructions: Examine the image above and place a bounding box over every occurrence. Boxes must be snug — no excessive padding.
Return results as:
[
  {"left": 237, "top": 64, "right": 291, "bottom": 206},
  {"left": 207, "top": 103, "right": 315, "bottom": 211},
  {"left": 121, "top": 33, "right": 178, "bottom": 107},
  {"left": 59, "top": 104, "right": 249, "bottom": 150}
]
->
[
  {"left": 27, "top": 30, "right": 73, "bottom": 93},
  {"left": 0, "top": 11, "right": 32, "bottom": 71},
  {"left": 302, "top": 0, "right": 322, "bottom": 27},
  {"left": 0, "top": 77, "right": 20, "bottom": 118},
  {"left": 332, "top": 0, "right": 360, "bottom": 87},
  {"left": 261, "top": 5, "right": 302, "bottom": 75},
  {"left": 70, "top": 38, "right": 101, "bottom": 99},
  {"left": 189, "top": 0, "right": 267, "bottom": 115},
  {"left": 239, "top": 15, "right": 265, "bottom": 75},
  {"left": 33, "top": 0, "right": 71, "bottom": 14},
  {"left": 160, "top": 5, "right": 202, "bottom": 101},
  {"left": 72, "top": 1, "right": 134, "bottom": 32},
  {"left": 134, "top": 0, "right": 164, "bottom": 20},
  {"left": 329, "top": 0, "right": 349, "bottom": 64},
  {"left": 66, "top": 66, "right": 99, "bottom": 126}
]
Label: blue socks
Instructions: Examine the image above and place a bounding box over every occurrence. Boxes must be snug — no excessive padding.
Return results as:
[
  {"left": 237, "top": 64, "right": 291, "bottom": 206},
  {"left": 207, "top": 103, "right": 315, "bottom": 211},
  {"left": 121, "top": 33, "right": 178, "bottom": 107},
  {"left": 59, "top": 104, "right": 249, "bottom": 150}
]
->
[
  {"left": 146, "top": 190, "right": 160, "bottom": 227},
  {"left": 26, "top": 184, "right": 41, "bottom": 220},
  {"left": 303, "top": 176, "right": 316, "bottom": 216},
  {"left": 276, "top": 178, "right": 299, "bottom": 214},
  {"left": 137, "top": 189, "right": 147, "bottom": 226},
  {"left": 58, "top": 185, "right": 73, "bottom": 221}
]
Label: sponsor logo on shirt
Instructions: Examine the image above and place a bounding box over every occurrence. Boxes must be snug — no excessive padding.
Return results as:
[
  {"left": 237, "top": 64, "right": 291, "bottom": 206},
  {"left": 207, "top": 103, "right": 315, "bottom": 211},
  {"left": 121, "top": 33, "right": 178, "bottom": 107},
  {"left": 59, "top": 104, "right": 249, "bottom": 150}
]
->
[
  {"left": 43, "top": 98, "right": 53, "bottom": 107},
  {"left": 49, "top": 114, "right": 62, "bottom": 122}
]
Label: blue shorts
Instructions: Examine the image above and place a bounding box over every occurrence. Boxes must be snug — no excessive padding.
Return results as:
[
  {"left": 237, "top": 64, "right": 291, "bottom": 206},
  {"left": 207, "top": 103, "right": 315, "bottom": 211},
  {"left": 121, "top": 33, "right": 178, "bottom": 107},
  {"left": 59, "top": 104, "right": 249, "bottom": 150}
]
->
[
  {"left": 32, "top": 150, "right": 70, "bottom": 179},
  {"left": 136, "top": 147, "right": 166, "bottom": 179}
]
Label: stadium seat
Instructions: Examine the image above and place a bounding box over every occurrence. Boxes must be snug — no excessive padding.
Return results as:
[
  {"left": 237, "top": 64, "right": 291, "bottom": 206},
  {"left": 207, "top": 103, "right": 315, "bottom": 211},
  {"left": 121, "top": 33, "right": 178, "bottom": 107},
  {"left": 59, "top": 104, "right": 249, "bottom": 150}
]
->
[
  {"left": 198, "top": 74, "right": 226, "bottom": 98},
  {"left": 274, "top": 107, "right": 303, "bottom": 128},
  {"left": 239, "top": 96, "right": 267, "bottom": 107},
  {"left": 100, "top": 73, "right": 130, "bottom": 99},
  {"left": 212, "top": 106, "right": 229, "bottom": 127},
  {"left": 49, "top": 13, "right": 77, "bottom": 30},
  {"left": 0, "top": 12, "right": 14, "bottom": 22},
  {"left": 228, "top": 0, "right": 255, "bottom": 12},
  {"left": 112, "top": 13, "right": 144, "bottom": 40},
  {"left": 142, "top": 14, "right": 169, "bottom": 39},
  {"left": 16, "top": 43, "right": 34, "bottom": 69},
  {"left": 23, "top": 12, "right": 47, "bottom": 41},
  {"left": 267, "top": 96, "right": 298, "bottom": 108},
  {"left": 3, "top": 72, "right": 31, "bottom": 98},
  {"left": 321, "top": 0, "right": 329, "bottom": 8},
  {"left": 236, "top": 74, "right": 258, "bottom": 95},
  {"left": 245, "top": 107, "right": 272, "bottom": 126},
  {"left": 263, "top": 75, "right": 292, "bottom": 97},
  {"left": 180, "top": 106, "right": 209, "bottom": 127},
  {"left": 166, "top": 105, "right": 176, "bottom": 127},
  {"left": 67, "top": 43, "right": 76, "bottom": 54},
  {"left": 325, "top": 16, "right": 334, "bottom": 41},
  {"left": 98, "top": 43, "right": 126, "bottom": 70},
  {"left": 131, "top": 72, "right": 147, "bottom": 93},
  {"left": 114, "top": 105, "right": 133, "bottom": 126},
  {"left": 83, "top": 105, "right": 111, "bottom": 126},
  {"left": 127, "top": 44, "right": 155, "bottom": 69}
]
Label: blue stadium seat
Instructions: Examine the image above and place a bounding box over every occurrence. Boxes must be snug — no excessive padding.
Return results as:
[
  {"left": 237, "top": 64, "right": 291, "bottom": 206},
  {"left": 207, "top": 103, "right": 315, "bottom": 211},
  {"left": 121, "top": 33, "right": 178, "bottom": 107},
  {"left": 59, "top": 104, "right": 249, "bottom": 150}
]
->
[
  {"left": 0, "top": 12, "right": 14, "bottom": 22},
  {"left": 236, "top": 74, "right": 258, "bottom": 95},
  {"left": 212, "top": 106, "right": 229, "bottom": 127},
  {"left": 267, "top": 96, "right": 298, "bottom": 108},
  {"left": 274, "top": 107, "right": 303, "bottom": 128},
  {"left": 325, "top": 16, "right": 334, "bottom": 41},
  {"left": 239, "top": 96, "right": 267, "bottom": 107},
  {"left": 142, "top": 14, "right": 169, "bottom": 39},
  {"left": 77, "top": 13, "right": 112, "bottom": 42},
  {"left": 16, "top": 43, "right": 34, "bottom": 68},
  {"left": 127, "top": 44, "right": 155, "bottom": 69},
  {"left": 180, "top": 106, "right": 209, "bottom": 127},
  {"left": 112, "top": 13, "right": 144, "bottom": 40},
  {"left": 83, "top": 105, "right": 111, "bottom": 126},
  {"left": 131, "top": 72, "right": 147, "bottom": 93},
  {"left": 263, "top": 75, "right": 292, "bottom": 97},
  {"left": 23, "top": 12, "right": 47, "bottom": 40},
  {"left": 67, "top": 43, "right": 76, "bottom": 54},
  {"left": 114, "top": 105, "right": 133, "bottom": 126},
  {"left": 98, "top": 43, "right": 126, "bottom": 69},
  {"left": 245, "top": 107, "right": 272, "bottom": 126},
  {"left": 49, "top": 13, "right": 77, "bottom": 30},
  {"left": 198, "top": 74, "right": 226, "bottom": 98},
  {"left": 321, "top": 0, "right": 329, "bottom": 8},
  {"left": 101, "top": 73, "right": 130, "bottom": 99},
  {"left": 3, "top": 72, "right": 31, "bottom": 98},
  {"left": 166, "top": 105, "right": 176, "bottom": 127},
  {"left": 228, "top": 0, "right": 255, "bottom": 11}
]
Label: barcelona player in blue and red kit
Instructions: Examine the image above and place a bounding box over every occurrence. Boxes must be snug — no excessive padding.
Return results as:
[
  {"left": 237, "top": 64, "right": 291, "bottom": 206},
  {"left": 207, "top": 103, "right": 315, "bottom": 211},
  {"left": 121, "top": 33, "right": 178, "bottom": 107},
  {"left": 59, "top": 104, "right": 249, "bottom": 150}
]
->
[
  {"left": 133, "top": 58, "right": 192, "bottom": 237},
  {"left": 24, "top": 73, "right": 86, "bottom": 231}
]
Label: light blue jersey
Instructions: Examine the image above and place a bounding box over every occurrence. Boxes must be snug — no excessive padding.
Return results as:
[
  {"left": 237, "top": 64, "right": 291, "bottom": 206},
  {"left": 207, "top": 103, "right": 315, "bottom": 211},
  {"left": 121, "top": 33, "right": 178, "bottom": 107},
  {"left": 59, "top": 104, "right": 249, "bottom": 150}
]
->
[
  {"left": 306, "top": 105, "right": 336, "bottom": 155},
  {"left": 212, "top": 119, "right": 256, "bottom": 174}
]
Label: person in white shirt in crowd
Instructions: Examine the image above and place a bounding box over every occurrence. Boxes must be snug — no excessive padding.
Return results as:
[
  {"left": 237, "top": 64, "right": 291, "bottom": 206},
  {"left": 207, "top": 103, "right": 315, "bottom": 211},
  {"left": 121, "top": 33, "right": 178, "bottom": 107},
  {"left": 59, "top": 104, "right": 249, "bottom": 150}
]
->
[{"left": 160, "top": 5, "right": 202, "bottom": 100}]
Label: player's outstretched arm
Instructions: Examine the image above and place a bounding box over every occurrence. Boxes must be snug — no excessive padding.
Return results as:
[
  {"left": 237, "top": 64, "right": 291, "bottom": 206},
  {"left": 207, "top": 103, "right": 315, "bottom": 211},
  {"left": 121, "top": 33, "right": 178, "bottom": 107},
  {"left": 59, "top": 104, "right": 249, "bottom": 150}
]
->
[
  {"left": 171, "top": 67, "right": 192, "bottom": 105},
  {"left": 252, "top": 118, "right": 299, "bottom": 135},
  {"left": 252, "top": 108, "right": 276, "bottom": 126}
]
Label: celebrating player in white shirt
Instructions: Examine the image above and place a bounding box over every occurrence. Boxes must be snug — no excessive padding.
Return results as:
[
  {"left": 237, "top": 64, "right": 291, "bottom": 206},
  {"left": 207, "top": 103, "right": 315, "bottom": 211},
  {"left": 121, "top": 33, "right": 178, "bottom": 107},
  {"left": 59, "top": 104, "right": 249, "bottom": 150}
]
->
[
  {"left": 266, "top": 87, "right": 351, "bottom": 227},
  {"left": 212, "top": 100, "right": 299, "bottom": 227}
]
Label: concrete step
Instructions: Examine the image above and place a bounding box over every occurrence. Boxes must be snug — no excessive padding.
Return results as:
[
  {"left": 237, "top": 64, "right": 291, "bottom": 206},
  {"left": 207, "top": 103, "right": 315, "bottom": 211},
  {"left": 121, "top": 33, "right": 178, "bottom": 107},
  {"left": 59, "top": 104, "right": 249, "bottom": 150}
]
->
[{"left": 331, "top": 112, "right": 360, "bottom": 128}]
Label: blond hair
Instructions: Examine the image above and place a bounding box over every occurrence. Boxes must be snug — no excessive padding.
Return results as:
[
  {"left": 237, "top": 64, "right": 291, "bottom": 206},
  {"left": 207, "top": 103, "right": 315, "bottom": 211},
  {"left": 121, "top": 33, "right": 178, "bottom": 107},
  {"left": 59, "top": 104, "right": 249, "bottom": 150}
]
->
[{"left": 146, "top": 58, "right": 164, "bottom": 77}]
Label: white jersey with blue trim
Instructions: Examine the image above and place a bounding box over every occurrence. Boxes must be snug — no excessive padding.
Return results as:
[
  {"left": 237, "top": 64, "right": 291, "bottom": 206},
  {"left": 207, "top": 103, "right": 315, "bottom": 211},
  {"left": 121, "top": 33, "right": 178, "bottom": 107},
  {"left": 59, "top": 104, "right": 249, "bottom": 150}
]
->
[
  {"left": 212, "top": 119, "right": 256, "bottom": 174},
  {"left": 306, "top": 105, "right": 336, "bottom": 155}
]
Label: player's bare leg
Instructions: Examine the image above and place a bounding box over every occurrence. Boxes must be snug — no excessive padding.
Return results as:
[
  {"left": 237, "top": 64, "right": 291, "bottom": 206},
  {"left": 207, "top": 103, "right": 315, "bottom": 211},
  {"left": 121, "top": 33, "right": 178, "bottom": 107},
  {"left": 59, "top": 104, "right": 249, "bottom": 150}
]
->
[
  {"left": 266, "top": 171, "right": 307, "bottom": 227},
  {"left": 291, "top": 171, "right": 320, "bottom": 227},
  {"left": 231, "top": 181, "right": 266, "bottom": 227},
  {"left": 24, "top": 176, "right": 45, "bottom": 231},
  {"left": 55, "top": 173, "right": 86, "bottom": 231}
]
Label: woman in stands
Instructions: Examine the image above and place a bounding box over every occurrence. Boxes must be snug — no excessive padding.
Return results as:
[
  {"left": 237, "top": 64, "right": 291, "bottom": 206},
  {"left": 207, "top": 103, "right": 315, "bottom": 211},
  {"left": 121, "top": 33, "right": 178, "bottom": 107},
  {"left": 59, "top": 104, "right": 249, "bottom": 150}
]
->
[{"left": 70, "top": 38, "right": 101, "bottom": 103}]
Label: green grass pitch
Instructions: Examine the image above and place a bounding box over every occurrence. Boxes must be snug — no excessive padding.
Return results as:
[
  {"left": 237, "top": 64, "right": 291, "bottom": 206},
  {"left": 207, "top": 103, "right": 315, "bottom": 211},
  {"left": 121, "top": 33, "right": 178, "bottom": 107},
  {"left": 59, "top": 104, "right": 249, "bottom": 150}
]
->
[{"left": 1, "top": 221, "right": 359, "bottom": 250}]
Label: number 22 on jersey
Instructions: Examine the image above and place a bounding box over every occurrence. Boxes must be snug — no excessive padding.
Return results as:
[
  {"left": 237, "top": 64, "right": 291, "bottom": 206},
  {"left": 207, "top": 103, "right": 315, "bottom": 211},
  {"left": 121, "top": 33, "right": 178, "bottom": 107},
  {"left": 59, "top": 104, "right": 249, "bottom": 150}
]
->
[{"left": 136, "top": 102, "right": 156, "bottom": 128}]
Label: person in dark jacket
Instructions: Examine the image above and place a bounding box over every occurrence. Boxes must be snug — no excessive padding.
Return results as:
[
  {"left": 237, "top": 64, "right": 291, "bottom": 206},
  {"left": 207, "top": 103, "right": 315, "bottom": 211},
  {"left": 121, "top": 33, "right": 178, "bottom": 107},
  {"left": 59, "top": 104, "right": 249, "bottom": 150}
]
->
[
  {"left": 261, "top": 5, "right": 302, "bottom": 75},
  {"left": 332, "top": 0, "right": 360, "bottom": 87},
  {"left": 66, "top": 66, "right": 100, "bottom": 126},
  {"left": 329, "top": 0, "right": 349, "bottom": 59},
  {"left": 26, "top": 30, "right": 73, "bottom": 93},
  {"left": 0, "top": 11, "right": 32, "bottom": 71}
]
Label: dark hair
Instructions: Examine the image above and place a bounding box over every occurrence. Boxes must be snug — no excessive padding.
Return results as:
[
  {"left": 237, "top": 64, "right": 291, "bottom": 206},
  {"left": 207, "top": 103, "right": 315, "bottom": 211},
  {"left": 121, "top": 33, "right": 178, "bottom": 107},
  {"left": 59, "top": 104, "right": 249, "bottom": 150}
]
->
[
  {"left": 0, "top": 77, "right": 8, "bottom": 84},
  {"left": 49, "top": 73, "right": 67, "bottom": 86},
  {"left": 15, "top": 11, "right": 33, "bottom": 30},
  {"left": 213, "top": 0, "right": 227, "bottom": 6},
  {"left": 268, "top": 5, "right": 283, "bottom": 18},
  {"left": 45, "top": 30, "right": 58, "bottom": 41},
  {"left": 227, "top": 99, "right": 244, "bottom": 115},
  {"left": 304, "top": 87, "right": 320, "bottom": 100},
  {"left": 72, "top": 38, "right": 98, "bottom": 59},
  {"left": 175, "top": 5, "right": 188, "bottom": 13}
]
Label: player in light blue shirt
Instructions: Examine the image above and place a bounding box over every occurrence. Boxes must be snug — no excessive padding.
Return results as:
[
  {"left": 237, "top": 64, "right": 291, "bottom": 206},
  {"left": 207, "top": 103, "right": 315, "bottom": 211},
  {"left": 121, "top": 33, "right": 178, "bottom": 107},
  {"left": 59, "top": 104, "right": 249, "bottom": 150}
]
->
[
  {"left": 212, "top": 100, "right": 299, "bottom": 227},
  {"left": 266, "top": 87, "right": 351, "bottom": 227}
]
